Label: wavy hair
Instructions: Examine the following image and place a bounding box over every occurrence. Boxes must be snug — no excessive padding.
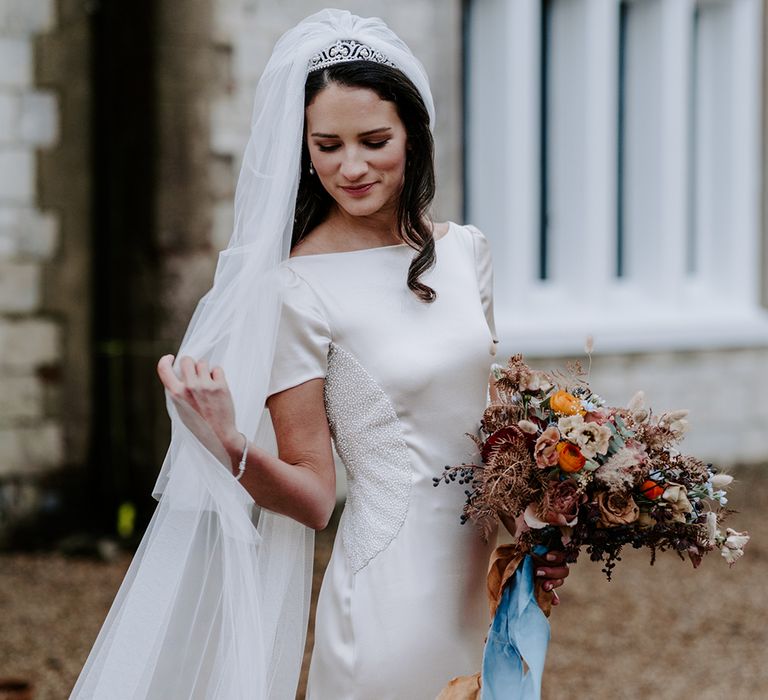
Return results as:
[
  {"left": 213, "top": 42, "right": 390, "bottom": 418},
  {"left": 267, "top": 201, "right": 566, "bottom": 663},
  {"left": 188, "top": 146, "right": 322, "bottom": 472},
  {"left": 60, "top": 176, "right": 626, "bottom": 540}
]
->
[{"left": 293, "top": 61, "right": 437, "bottom": 302}]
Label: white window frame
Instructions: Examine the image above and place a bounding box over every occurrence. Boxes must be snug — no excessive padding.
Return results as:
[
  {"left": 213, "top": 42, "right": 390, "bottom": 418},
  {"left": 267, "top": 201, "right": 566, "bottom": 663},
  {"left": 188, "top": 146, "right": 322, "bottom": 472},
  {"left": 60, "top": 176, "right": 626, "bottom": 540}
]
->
[{"left": 466, "top": 0, "right": 766, "bottom": 356}]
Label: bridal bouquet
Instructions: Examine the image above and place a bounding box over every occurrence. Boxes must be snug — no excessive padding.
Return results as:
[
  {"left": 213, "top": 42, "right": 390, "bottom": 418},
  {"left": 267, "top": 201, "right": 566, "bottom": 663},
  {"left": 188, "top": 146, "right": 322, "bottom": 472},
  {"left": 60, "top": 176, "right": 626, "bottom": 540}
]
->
[
  {"left": 435, "top": 354, "right": 749, "bottom": 579},
  {"left": 435, "top": 354, "right": 749, "bottom": 699}
]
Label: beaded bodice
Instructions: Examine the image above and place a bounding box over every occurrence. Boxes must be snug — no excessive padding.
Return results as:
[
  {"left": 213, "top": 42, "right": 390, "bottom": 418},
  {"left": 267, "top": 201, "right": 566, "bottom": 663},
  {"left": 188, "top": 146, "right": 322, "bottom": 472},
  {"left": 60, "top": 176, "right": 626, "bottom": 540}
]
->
[{"left": 324, "top": 342, "right": 412, "bottom": 573}]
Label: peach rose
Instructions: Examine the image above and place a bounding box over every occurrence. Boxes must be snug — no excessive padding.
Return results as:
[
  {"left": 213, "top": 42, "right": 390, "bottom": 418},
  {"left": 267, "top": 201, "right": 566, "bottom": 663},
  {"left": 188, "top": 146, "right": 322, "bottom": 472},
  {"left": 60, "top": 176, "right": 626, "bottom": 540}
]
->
[
  {"left": 596, "top": 491, "right": 640, "bottom": 527},
  {"left": 534, "top": 426, "right": 560, "bottom": 468}
]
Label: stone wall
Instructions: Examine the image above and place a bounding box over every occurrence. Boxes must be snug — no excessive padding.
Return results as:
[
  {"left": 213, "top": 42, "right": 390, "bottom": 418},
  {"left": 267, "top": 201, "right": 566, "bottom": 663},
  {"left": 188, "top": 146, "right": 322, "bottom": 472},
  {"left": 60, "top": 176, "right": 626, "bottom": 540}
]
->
[
  {"left": 0, "top": 0, "right": 65, "bottom": 527},
  {"left": 0, "top": 0, "right": 765, "bottom": 541}
]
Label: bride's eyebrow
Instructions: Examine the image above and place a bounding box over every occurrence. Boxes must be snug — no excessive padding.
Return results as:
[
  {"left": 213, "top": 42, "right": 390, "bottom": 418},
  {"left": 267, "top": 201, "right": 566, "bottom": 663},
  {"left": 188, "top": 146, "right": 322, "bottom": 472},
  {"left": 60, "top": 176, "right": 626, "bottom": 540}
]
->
[{"left": 310, "top": 127, "right": 393, "bottom": 138}]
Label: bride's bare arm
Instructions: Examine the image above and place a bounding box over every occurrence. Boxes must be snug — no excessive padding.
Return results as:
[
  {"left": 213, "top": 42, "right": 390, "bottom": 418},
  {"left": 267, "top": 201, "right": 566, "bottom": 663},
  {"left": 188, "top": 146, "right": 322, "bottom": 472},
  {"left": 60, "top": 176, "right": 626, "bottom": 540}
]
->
[
  {"left": 157, "top": 354, "right": 336, "bottom": 530},
  {"left": 259, "top": 379, "right": 336, "bottom": 529}
]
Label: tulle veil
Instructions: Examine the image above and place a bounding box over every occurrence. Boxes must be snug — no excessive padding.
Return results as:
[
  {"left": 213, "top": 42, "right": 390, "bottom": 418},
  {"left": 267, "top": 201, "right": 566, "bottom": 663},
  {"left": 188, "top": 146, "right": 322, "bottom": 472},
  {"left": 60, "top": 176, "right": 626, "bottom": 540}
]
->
[{"left": 70, "top": 9, "right": 434, "bottom": 699}]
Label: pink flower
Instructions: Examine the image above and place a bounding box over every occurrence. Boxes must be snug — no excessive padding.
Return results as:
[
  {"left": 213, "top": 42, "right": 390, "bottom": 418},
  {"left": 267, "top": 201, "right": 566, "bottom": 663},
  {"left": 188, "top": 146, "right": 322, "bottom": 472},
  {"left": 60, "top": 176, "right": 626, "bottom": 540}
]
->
[
  {"left": 525, "top": 479, "right": 584, "bottom": 528},
  {"left": 584, "top": 408, "right": 612, "bottom": 425},
  {"left": 534, "top": 426, "right": 560, "bottom": 468}
]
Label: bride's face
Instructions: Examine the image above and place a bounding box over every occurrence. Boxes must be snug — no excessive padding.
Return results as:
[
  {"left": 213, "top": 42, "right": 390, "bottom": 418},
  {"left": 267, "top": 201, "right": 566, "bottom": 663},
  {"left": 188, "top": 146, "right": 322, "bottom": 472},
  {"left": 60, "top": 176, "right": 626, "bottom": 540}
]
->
[{"left": 305, "top": 83, "right": 408, "bottom": 219}]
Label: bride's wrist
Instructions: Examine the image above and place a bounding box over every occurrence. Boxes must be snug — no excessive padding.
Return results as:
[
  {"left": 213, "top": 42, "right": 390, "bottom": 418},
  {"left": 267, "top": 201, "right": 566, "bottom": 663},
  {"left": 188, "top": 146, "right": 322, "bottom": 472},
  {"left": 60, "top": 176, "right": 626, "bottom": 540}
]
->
[{"left": 222, "top": 429, "right": 246, "bottom": 470}]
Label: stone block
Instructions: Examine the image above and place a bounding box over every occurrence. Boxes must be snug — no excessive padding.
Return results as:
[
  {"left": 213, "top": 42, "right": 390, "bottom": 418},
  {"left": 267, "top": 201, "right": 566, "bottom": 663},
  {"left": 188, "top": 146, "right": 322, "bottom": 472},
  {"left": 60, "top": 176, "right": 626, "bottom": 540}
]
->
[
  {"left": 212, "top": 0, "right": 244, "bottom": 44},
  {"left": 209, "top": 154, "right": 236, "bottom": 200},
  {"left": 0, "top": 0, "right": 55, "bottom": 35},
  {"left": 0, "top": 37, "right": 32, "bottom": 87},
  {"left": 0, "top": 421, "right": 63, "bottom": 476},
  {"left": 0, "top": 147, "right": 33, "bottom": 202},
  {"left": 0, "top": 261, "right": 39, "bottom": 311},
  {"left": 537, "top": 347, "right": 768, "bottom": 466},
  {"left": 0, "top": 317, "right": 59, "bottom": 369},
  {"left": 0, "top": 206, "right": 58, "bottom": 259},
  {"left": 0, "top": 374, "right": 41, "bottom": 421},
  {"left": 19, "top": 90, "right": 58, "bottom": 146},
  {"left": 210, "top": 96, "right": 248, "bottom": 156}
]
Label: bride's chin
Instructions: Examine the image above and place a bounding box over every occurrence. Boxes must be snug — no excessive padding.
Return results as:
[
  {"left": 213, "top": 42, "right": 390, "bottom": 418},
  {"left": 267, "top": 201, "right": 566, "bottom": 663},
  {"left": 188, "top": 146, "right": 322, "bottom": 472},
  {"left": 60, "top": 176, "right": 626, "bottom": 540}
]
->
[{"left": 336, "top": 199, "right": 389, "bottom": 219}]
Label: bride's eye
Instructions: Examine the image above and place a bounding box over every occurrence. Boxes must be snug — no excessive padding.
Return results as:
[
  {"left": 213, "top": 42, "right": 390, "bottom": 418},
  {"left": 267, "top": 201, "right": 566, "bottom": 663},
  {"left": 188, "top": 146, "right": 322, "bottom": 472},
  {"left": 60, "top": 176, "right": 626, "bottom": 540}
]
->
[
  {"left": 316, "top": 143, "right": 340, "bottom": 152},
  {"left": 365, "top": 140, "right": 390, "bottom": 149}
]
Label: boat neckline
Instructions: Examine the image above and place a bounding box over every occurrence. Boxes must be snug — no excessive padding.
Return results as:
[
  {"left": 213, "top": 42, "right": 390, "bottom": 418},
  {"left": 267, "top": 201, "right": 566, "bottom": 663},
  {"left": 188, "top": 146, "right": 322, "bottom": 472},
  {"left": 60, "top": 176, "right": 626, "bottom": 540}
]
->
[{"left": 287, "top": 220, "right": 457, "bottom": 260}]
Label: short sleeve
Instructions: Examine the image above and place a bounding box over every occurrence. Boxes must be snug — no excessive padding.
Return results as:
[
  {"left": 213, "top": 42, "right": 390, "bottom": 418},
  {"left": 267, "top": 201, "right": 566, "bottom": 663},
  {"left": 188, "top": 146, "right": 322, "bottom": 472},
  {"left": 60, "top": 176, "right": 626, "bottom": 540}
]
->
[
  {"left": 466, "top": 224, "right": 500, "bottom": 350},
  {"left": 267, "top": 266, "right": 332, "bottom": 398}
]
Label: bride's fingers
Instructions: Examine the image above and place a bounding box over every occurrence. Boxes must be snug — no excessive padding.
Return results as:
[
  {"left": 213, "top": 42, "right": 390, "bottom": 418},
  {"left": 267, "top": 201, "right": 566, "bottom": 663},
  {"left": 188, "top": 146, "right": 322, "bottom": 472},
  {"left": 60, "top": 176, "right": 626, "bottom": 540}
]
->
[
  {"left": 157, "top": 355, "right": 185, "bottom": 395},
  {"left": 538, "top": 565, "right": 569, "bottom": 580},
  {"left": 196, "top": 359, "right": 212, "bottom": 385},
  {"left": 210, "top": 366, "right": 227, "bottom": 386},
  {"left": 179, "top": 355, "right": 199, "bottom": 385}
]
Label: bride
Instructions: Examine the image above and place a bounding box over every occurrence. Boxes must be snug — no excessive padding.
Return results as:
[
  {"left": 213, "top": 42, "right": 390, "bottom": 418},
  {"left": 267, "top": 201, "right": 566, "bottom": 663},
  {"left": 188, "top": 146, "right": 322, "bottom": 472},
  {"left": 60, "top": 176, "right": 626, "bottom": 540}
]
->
[{"left": 71, "top": 9, "right": 568, "bottom": 699}]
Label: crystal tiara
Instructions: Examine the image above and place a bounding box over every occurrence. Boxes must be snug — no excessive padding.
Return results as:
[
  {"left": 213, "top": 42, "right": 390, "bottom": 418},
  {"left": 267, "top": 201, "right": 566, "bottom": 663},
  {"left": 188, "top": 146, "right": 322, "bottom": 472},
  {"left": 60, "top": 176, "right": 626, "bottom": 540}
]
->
[{"left": 308, "top": 39, "right": 398, "bottom": 72}]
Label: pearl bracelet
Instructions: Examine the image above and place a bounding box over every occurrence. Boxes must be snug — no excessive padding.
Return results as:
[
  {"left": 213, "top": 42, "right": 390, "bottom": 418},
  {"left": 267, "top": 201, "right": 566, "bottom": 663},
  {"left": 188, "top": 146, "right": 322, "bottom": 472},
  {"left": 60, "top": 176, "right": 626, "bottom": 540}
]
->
[{"left": 235, "top": 431, "right": 248, "bottom": 481}]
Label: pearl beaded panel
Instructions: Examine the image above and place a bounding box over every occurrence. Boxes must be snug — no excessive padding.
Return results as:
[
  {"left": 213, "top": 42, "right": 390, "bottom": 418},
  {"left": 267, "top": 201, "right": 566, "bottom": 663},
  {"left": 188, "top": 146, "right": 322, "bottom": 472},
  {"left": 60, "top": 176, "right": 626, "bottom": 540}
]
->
[{"left": 324, "top": 342, "right": 412, "bottom": 573}]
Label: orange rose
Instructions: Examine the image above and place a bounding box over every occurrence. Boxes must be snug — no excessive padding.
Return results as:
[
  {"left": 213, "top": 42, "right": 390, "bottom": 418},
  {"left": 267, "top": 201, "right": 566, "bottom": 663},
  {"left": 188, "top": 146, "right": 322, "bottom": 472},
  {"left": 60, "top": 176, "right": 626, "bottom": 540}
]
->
[
  {"left": 556, "top": 441, "right": 586, "bottom": 473},
  {"left": 640, "top": 479, "right": 664, "bottom": 500},
  {"left": 550, "top": 390, "right": 584, "bottom": 416}
]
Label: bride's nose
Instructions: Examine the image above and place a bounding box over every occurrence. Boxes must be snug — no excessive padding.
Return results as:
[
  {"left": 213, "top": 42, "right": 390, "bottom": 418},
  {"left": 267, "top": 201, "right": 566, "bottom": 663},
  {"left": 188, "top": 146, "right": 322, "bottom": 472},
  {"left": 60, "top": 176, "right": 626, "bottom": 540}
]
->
[{"left": 339, "top": 150, "right": 368, "bottom": 181}]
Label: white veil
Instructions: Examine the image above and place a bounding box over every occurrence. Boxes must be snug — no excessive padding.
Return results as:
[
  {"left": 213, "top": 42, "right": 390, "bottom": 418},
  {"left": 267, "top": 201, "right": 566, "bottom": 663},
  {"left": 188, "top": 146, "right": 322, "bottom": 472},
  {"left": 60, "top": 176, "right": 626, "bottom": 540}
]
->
[{"left": 71, "top": 9, "right": 434, "bottom": 700}]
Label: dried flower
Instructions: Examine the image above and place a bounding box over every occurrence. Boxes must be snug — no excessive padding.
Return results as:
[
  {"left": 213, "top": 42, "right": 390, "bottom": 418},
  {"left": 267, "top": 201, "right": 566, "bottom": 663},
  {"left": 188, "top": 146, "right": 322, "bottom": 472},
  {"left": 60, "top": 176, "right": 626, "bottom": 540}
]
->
[
  {"left": 661, "top": 409, "right": 690, "bottom": 424},
  {"left": 591, "top": 444, "right": 646, "bottom": 493},
  {"left": 526, "top": 479, "right": 583, "bottom": 528},
  {"left": 534, "top": 427, "right": 560, "bottom": 468},
  {"left": 438, "top": 353, "right": 748, "bottom": 581},
  {"left": 705, "top": 511, "right": 719, "bottom": 545},
  {"left": 710, "top": 473, "right": 734, "bottom": 490},
  {"left": 721, "top": 528, "right": 750, "bottom": 566},
  {"left": 558, "top": 414, "right": 611, "bottom": 459},
  {"left": 659, "top": 410, "right": 690, "bottom": 438},
  {"left": 482, "top": 404, "right": 523, "bottom": 434},
  {"left": 595, "top": 491, "right": 640, "bottom": 527},
  {"left": 662, "top": 483, "right": 693, "bottom": 523},
  {"left": 481, "top": 426, "right": 528, "bottom": 465},
  {"left": 521, "top": 370, "right": 553, "bottom": 393},
  {"left": 627, "top": 391, "right": 645, "bottom": 413}
]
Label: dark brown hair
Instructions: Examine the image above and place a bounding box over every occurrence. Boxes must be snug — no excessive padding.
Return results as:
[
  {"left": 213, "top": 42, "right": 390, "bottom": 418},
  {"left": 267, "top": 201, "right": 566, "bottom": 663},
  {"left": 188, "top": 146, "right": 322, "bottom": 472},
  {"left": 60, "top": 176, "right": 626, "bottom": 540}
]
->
[{"left": 293, "top": 61, "right": 437, "bottom": 302}]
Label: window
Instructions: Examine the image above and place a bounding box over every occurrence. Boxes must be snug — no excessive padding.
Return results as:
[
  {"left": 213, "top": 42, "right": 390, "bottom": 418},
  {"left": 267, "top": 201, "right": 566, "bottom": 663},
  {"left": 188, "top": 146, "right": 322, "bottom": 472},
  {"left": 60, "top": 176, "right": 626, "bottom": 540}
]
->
[{"left": 465, "top": 0, "right": 765, "bottom": 355}]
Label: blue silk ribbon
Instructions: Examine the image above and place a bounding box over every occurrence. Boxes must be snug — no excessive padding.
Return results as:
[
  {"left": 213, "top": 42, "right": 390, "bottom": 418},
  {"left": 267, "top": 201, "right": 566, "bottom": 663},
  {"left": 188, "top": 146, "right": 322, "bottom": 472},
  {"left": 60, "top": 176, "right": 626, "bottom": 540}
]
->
[{"left": 480, "top": 550, "right": 551, "bottom": 699}]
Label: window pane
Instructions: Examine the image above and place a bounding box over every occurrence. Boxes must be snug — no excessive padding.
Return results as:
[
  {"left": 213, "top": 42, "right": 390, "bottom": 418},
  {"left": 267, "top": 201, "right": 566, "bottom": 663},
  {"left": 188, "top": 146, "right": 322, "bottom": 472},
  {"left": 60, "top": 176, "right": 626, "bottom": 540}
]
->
[
  {"left": 617, "top": 0, "right": 664, "bottom": 283},
  {"left": 541, "top": 0, "right": 590, "bottom": 284},
  {"left": 690, "top": 0, "right": 735, "bottom": 288}
]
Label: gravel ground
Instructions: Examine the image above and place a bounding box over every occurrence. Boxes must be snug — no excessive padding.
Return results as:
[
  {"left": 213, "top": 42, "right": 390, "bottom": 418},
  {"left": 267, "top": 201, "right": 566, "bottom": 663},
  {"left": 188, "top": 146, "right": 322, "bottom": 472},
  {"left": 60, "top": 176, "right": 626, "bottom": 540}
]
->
[{"left": 1, "top": 467, "right": 765, "bottom": 699}]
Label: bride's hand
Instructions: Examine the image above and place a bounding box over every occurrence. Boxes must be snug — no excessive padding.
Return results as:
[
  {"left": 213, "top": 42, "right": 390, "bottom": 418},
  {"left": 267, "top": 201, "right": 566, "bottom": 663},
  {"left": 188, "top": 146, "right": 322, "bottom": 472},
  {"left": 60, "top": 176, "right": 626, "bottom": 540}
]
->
[
  {"left": 156, "top": 354, "right": 242, "bottom": 464},
  {"left": 532, "top": 550, "right": 570, "bottom": 605}
]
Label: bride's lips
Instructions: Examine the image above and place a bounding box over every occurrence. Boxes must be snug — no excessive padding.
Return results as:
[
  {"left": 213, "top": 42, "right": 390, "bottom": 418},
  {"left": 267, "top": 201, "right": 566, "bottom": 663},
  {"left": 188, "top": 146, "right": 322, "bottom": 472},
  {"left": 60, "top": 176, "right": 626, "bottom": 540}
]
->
[{"left": 339, "top": 182, "right": 376, "bottom": 197}]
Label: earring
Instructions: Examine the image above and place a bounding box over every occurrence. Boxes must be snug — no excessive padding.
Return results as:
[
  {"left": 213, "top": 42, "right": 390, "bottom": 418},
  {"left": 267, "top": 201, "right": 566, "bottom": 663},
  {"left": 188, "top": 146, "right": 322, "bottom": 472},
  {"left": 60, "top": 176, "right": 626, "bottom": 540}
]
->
[{"left": 308, "top": 161, "right": 315, "bottom": 175}]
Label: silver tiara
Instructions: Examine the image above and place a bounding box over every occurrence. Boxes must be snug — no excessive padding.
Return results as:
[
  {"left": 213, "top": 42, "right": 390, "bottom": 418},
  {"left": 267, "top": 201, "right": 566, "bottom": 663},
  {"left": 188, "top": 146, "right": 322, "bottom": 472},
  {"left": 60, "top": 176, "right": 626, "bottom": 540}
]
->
[{"left": 308, "top": 39, "right": 398, "bottom": 72}]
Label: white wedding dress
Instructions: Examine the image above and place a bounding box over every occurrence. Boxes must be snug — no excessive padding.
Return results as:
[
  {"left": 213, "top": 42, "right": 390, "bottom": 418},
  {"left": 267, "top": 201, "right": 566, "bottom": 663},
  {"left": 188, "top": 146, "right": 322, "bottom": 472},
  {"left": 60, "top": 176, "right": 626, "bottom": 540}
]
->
[{"left": 267, "top": 222, "right": 499, "bottom": 699}]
